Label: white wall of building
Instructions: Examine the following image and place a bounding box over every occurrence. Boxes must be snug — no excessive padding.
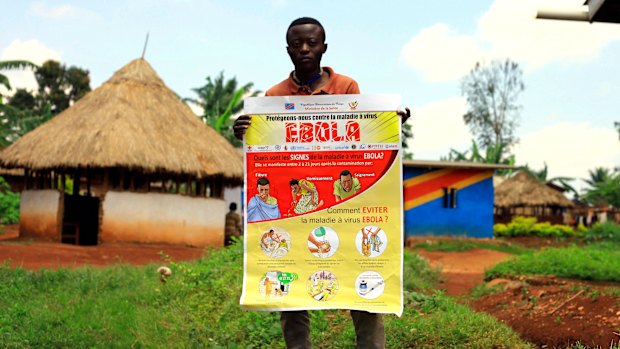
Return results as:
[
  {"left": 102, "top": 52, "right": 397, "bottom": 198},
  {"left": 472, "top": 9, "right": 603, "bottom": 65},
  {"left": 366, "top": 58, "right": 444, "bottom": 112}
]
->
[
  {"left": 19, "top": 190, "right": 60, "bottom": 239},
  {"left": 101, "top": 191, "right": 227, "bottom": 247}
]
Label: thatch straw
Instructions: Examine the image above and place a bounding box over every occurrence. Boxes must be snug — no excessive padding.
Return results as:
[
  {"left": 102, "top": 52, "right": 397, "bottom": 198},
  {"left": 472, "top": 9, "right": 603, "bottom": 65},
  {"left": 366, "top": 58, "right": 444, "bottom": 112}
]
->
[
  {"left": 0, "top": 58, "right": 242, "bottom": 183},
  {"left": 495, "top": 171, "right": 574, "bottom": 208}
]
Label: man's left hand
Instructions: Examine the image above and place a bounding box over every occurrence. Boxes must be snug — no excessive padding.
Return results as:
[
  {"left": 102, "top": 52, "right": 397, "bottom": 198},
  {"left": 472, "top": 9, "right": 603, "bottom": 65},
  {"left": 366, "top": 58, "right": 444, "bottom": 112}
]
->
[{"left": 397, "top": 107, "right": 411, "bottom": 124}]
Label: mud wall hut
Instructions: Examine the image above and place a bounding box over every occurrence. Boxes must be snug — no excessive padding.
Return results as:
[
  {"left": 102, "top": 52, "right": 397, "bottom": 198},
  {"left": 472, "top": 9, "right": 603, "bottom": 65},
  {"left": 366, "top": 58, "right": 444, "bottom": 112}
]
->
[
  {"left": 494, "top": 171, "right": 574, "bottom": 224},
  {"left": 0, "top": 58, "right": 243, "bottom": 247}
]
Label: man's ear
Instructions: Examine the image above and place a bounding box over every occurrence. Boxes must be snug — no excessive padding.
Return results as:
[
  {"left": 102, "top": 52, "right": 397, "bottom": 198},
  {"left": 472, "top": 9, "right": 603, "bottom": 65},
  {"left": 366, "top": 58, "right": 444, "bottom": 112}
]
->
[{"left": 323, "top": 43, "right": 328, "bottom": 54}]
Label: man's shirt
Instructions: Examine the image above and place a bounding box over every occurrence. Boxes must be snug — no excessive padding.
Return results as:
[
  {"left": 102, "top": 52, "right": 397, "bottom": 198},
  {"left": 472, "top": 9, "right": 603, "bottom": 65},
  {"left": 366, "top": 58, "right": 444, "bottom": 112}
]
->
[{"left": 265, "top": 67, "right": 359, "bottom": 96}]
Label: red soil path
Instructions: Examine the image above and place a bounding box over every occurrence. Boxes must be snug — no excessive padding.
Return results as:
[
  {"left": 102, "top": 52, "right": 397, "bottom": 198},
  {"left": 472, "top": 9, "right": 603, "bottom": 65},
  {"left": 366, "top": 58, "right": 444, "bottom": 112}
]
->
[{"left": 0, "top": 225, "right": 204, "bottom": 269}]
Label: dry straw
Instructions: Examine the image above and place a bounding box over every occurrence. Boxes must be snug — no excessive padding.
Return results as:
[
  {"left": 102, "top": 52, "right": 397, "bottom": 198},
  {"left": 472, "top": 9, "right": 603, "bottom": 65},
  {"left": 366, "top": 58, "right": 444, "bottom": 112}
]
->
[
  {"left": 0, "top": 58, "right": 243, "bottom": 184},
  {"left": 495, "top": 171, "right": 574, "bottom": 208}
]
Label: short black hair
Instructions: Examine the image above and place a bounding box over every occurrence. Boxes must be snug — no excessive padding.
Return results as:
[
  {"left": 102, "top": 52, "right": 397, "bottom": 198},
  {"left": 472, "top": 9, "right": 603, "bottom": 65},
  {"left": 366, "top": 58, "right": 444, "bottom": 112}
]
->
[
  {"left": 287, "top": 17, "right": 325, "bottom": 43},
  {"left": 340, "top": 170, "right": 352, "bottom": 178},
  {"left": 229, "top": 202, "right": 237, "bottom": 211},
  {"left": 257, "top": 177, "right": 270, "bottom": 186},
  {"left": 289, "top": 179, "right": 299, "bottom": 186}
]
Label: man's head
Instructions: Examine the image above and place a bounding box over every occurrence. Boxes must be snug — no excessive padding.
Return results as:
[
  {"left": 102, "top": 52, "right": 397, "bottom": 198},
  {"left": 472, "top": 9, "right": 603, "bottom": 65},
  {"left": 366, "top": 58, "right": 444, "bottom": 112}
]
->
[
  {"left": 339, "top": 170, "right": 353, "bottom": 192},
  {"left": 229, "top": 202, "right": 237, "bottom": 211},
  {"left": 257, "top": 177, "right": 271, "bottom": 202},
  {"left": 286, "top": 17, "right": 327, "bottom": 74}
]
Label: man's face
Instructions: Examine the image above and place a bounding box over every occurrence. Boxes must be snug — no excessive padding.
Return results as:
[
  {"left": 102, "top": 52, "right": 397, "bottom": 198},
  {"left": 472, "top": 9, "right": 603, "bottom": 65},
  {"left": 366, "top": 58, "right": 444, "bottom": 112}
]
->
[
  {"left": 286, "top": 24, "right": 327, "bottom": 73},
  {"left": 291, "top": 183, "right": 300, "bottom": 194},
  {"left": 340, "top": 174, "right": 353, "bottom": 192},
  {"left": 258, "top": 183, "right": 270, "bottom": 202}
]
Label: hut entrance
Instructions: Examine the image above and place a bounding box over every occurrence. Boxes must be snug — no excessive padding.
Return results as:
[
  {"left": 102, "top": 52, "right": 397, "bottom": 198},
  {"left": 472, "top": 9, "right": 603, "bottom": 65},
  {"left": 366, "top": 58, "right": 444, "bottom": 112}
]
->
[{"left": 62, "top": 194, "right": 100, "bottom": 245}]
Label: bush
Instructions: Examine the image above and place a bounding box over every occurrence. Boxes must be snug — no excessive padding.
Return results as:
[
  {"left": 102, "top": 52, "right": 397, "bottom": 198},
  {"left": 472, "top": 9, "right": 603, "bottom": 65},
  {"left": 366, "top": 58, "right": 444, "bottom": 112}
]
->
[
  {"left": 0, "top": 176, "right": 20, "bottom": 224},
  {"left": 585, "top": 222, "right": 620, "bottom": 243},
  {"left": 494, "top": 216, "right": 581, "bottom": 238}
]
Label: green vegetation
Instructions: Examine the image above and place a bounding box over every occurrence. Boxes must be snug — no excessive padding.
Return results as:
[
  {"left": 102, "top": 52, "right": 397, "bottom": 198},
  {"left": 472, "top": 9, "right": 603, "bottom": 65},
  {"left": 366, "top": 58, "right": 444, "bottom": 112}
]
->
[
  {"left": 494, "top": 216, "right": 583, "bottom": 238},
  {"left": 485, "top": 242, "right": 620, "bottom": 282},
  {"left": 413, "top": 239, "right": 530, "bottom": 255},
  {"left": 0, "top": 176, "right": 19, "bottom": 224},
  {"left": 0, "top": 241, "right": 530, "bottom": 348},
  {"left": 584, "top": 222, "right": 620, "bottom": 243}
]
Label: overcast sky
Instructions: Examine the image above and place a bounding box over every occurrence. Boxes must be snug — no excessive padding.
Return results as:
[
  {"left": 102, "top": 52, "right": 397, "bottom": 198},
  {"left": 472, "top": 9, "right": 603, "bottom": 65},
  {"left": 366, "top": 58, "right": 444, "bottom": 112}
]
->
[{"left": 1, "top": 0, "right": 619, "bottom": 192}]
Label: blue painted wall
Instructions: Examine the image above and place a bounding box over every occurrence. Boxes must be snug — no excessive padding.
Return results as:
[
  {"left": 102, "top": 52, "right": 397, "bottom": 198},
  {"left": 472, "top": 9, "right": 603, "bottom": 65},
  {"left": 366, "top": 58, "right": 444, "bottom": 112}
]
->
[{"left": 403, "top": 167, "right": 495, "bottom": 238}]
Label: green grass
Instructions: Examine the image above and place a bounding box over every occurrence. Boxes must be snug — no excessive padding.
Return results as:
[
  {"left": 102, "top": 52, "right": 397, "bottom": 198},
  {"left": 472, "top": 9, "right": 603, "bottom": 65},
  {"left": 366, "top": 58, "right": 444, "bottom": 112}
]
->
[
  {"left": 413, "top": 239, "right": 531, "bottom": 255},
  {"left": 485, "top": 242, "right": 620, "bottom": 282},
  {"left": 0, "top": 241, "right": 531, "bottom": 348}
]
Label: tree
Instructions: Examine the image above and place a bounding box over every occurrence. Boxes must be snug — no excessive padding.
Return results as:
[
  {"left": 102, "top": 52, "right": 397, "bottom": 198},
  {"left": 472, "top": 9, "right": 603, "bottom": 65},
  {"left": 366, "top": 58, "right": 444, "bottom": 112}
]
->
[
  {"left": 583, "top": 168, "right": 620, "bottom": 208},
  {"left": 441, "top": 140, "right": 515, "bottom": 175},
  {"left": 34, "top": 60, "right": 91, "bottom": 115},
  {"left": 0, "top": 60, "right": 38, "bottom": 103},
  {"left": 186, "top": 71, "right": 259, "bottom": 147},
  {"left": 461, "top": 59, "right": 525, "bottom": 150},
  {"left": 615, "top": 121, "right": 619, "bottom": 140},
  {"left": 0, "top": 60, "right": 90, "bottom": 147}
]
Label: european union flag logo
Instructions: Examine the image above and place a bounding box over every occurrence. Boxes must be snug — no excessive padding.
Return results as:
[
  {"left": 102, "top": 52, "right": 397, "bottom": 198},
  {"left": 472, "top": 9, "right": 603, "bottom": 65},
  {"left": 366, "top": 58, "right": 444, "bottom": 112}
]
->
[{"left": 285, "top": 103, "right": 295, "bottom": 110}]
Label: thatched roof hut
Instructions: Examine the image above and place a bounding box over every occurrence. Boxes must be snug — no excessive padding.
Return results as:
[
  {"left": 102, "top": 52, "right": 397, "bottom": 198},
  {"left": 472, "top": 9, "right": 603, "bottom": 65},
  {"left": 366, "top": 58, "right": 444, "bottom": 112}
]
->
[
  {"left": 494, "top": 171, "right": 574, "bottom": 224},
  {"left": 0, "top": 58, "right": 242, "bottom": 181},
  {"left": 0, "top": 58, "right": 243, "bottom": 247}
]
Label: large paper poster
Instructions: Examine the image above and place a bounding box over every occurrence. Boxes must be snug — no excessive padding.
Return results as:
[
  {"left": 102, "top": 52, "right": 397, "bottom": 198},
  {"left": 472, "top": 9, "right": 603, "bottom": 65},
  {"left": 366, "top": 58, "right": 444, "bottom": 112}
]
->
[{"left": 240, "top": 94, "right": 403, "bottom": 316}]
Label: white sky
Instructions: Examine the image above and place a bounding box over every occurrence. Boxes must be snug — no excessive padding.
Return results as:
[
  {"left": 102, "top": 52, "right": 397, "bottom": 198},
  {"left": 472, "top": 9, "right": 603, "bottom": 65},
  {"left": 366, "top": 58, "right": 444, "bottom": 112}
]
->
[{"left": 1, "top": 0, "right": 619, "bottom": 193}]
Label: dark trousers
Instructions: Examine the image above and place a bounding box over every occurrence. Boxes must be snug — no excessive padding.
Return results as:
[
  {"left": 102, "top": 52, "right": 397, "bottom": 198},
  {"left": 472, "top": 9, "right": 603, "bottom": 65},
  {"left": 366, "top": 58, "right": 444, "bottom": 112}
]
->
[{"left": 280, "top": 310, "right": 385, "bottom": 349}]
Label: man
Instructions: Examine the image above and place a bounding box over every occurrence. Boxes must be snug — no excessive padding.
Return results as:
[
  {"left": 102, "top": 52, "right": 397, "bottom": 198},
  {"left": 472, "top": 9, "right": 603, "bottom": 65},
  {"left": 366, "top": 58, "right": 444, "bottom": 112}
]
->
[
  {"left": 235, "top": 17, "right": 410, "bottom": 349},
  {"left": 333, "top": 170, "right": 361, "bottom": 202},
  {"left": 224, "top": 202, "right": 242, "bottom": 246},
  {"left": 247, "top": 178, "right": 281, "bottom": 222}
]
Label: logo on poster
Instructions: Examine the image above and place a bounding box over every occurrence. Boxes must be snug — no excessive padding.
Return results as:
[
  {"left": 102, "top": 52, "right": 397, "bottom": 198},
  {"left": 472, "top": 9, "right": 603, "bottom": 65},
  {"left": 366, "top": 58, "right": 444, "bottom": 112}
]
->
[
  {"left": 348, "top": 101, "right": 358, "bottom": 110},
  {"left": 285, "top": 103, "right": 295, "bottom": 110}
]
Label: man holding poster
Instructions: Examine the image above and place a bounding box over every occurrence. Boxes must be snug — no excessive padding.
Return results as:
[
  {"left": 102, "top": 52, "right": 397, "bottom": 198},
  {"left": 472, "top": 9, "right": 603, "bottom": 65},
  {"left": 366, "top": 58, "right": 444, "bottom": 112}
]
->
[{"left": 235, "top": 17, "right": 409, "bottom": 349}]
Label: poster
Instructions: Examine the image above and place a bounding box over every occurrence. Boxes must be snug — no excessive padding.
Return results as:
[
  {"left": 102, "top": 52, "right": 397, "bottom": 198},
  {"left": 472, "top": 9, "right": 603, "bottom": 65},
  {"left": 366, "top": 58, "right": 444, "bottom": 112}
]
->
[{"left": 240, "top": 94, "right": 403, "bottom": 316}]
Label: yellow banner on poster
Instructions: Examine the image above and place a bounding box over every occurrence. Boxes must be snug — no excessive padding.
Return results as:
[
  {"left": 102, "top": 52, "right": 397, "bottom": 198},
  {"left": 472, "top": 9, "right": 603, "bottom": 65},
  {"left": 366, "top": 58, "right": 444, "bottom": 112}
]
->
[{"left": 240, "top": 94, "right": 403, "bottom": 316}]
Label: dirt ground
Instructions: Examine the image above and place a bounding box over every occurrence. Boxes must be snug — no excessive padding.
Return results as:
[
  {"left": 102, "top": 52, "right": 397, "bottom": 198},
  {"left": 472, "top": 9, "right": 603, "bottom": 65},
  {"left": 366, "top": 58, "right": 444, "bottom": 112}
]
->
[
  {"left": 2, "top": 226, "right": 619, "bottom": 348},
  {"left": 0, "top": 225, "right": 204, "bottom": 269},
  {"left": 412, "top": 239, "right": 620, "bottom": 349}
]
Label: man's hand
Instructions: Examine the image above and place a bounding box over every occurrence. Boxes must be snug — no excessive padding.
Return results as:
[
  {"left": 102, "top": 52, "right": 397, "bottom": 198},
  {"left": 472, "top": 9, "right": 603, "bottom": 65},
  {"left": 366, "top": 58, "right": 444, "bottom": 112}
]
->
[
  {"left": 397, "top": 107, "right": 411, "bottom": 124},
  {"left": 233, "top": 115, "right": 252, "bottom": 140}
]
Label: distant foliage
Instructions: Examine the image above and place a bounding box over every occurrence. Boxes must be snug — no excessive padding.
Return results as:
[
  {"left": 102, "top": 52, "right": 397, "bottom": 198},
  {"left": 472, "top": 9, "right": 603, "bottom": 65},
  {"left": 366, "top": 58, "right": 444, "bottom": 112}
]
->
[
  {"left": 584, "top": 222, "right": 620, "bottom": 243},
  {"left": 0, "top": 176, "right": 19, "bottom": 224}
]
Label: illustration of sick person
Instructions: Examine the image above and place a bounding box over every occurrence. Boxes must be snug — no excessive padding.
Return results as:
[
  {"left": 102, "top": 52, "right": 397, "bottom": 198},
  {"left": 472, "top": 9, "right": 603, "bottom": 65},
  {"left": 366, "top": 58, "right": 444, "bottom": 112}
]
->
[
  {"left": 247, "top": 178, "right": 281, "bottom": 222},
  {"left": 333, "top": 170, "right": 361, "bottom": 202},
  {"left": 289, "top": 178, "right": 324, "bottom": 215}
]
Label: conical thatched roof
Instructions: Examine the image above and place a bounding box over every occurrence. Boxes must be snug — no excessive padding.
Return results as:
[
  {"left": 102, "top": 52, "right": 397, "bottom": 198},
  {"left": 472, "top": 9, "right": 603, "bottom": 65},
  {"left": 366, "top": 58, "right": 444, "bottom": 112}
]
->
[
  {"left": 495, "top": 171, "right": 574, "bottom": 208},
  {"left": 0, "top": 58, "right": 242, "bottom": 183}
]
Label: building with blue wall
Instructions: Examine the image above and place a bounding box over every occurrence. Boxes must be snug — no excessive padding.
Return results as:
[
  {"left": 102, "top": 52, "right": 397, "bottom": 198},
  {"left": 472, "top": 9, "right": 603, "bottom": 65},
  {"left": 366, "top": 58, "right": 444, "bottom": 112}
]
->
[{"left": 403, "top": 160, "right": 511, "bottom": 239}]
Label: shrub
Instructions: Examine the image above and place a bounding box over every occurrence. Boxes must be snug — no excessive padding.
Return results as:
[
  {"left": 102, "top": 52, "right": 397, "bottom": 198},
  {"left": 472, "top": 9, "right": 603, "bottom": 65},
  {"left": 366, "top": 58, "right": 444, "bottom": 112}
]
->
[
  {"left": 493, "top": 223, "right": 509, "bottom": 237},
  {"left": 0, "top": 176, "right": 20, "bottom": 224},
  {"left": 494, "top": 216, "right": 581, "bottom": 238},
  {"left": 506, "top": 216, "right": 537, "bottom": 236},
  {"left": 585, "top": 222, "right": 620, "bottom": 243}
]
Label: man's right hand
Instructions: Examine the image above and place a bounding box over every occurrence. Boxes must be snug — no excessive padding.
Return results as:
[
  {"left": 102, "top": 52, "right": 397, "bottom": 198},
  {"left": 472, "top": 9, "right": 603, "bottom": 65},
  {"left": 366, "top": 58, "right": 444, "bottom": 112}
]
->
[{"left": 233, "top": 115, "right": 252, "bottom": 140}]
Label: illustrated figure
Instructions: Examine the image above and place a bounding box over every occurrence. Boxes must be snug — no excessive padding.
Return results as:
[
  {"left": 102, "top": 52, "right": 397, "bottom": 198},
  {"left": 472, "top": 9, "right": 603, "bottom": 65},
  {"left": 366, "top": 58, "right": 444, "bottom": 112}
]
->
[
  {"left": 234, "top": 16, "right": 410, "bottom": 349},
  {"left": 260, "top": 229, "right": 290, "bottom": 258},
  {"left": 247, "top": 178, "right": 280, "bottom": 222},
  {"left": 333, "top": 170, "right": 361, "bottom": 202},
  {"left": 289, "top": 178, "right": 324, "bottom": 215}
]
